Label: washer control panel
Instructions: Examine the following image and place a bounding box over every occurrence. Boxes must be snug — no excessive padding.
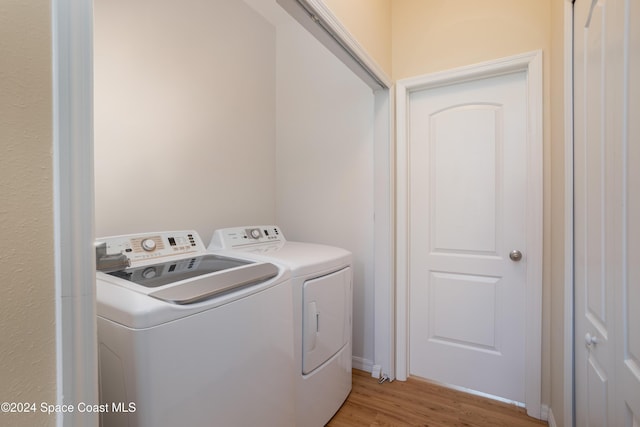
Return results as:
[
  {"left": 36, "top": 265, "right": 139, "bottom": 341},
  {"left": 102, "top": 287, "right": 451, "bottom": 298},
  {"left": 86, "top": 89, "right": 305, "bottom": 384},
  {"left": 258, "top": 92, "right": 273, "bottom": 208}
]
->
[
  {"left": 97, "top": 230, "right": 205, "bottom": 266},
  {"left": 209, "top": 225, "right": 286, "bottom": 250}
]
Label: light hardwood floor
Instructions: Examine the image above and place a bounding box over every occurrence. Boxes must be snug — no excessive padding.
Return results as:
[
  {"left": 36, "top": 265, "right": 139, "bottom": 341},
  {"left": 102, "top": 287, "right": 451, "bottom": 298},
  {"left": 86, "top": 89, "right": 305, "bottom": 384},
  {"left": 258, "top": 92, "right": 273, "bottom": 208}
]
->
[{"left": 326, "top": 370, "right": 548, "bottom": 427}]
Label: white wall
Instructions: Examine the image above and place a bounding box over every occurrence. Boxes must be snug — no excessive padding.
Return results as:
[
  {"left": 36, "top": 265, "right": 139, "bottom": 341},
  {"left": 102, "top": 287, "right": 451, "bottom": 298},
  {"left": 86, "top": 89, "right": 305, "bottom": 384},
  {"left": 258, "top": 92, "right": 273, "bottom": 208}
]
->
[
  {"left": 275, "top": 17, "right": 376, "bottom": 366},
  {"left": 95, "top": 0, "right": 377, "bottom": 368},
  {"left": 94, "top": 0, "right": 276, "bottom": 240}
]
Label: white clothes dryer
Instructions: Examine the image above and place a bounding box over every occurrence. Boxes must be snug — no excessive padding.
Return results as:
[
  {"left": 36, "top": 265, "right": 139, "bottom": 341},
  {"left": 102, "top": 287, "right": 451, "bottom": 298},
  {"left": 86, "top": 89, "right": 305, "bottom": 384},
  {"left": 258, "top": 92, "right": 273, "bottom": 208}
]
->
[
  {"left": 95, "top": 230, "right": 295, "bottom": 427},
  {"left": 209, "top": 226, "right": 352, "bottom": 427}
]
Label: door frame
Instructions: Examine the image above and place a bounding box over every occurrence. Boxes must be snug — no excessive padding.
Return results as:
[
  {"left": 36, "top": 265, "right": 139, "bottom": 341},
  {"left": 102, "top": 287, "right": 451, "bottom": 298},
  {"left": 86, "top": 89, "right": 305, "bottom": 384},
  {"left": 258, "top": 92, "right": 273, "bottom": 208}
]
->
[
  {"left": 395, "top": 51, "right": 543, "bottom": 418},
  {"left": 52, "top": 0, "right": 97, "bottom": 426},
  {"left": 561, "top": 2, "right": 574, "bottom": 427}
]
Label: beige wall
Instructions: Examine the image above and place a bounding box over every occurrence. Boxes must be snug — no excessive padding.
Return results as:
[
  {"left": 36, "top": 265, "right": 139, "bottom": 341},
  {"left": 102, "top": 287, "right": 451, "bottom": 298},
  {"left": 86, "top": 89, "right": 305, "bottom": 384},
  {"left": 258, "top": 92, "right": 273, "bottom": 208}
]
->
[
  {"left": 323, "top": 0, "right": 392, "bottom": 77},
  {"left": 549, "top": 1, "right": 568, "bottom": 426},
  {"left": 325, "top": 0, "right": 569, "bottom": 421},
  {"left": 0, "top": 2, "right": 57, "bottom": 426},
  {"left": 392, "top": 0, "right": 550, "bottom": 80}
]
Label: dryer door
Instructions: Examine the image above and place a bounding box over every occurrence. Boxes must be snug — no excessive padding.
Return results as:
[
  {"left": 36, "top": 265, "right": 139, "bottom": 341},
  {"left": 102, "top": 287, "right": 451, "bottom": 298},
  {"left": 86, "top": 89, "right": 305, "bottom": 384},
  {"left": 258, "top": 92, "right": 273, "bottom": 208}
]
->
[{"left": 302, "top": 267, "right": 352, "bottom": 375}]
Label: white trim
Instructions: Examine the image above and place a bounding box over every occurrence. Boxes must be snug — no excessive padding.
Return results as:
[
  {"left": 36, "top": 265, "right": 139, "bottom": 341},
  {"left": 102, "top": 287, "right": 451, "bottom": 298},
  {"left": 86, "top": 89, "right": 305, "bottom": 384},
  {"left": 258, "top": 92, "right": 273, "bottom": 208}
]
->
[
  {"left": 304, "top": 0, "right": 391, "bottom": 88},
  {"left": 548, "top": 407, "right": 558, "bottom": 427},
  {"left": 395, "top": 51, "right": 544, "bottom": 418},
  {"left": 352, "top": 356, "right": 374, "bottom": 373},
  {"left": 373, "top": 87, "right": 396, "bottom": 380},
  {"left": 524, "top": 49, "right": 544, "bottom": 421},
  {"left": 395, "top": 77, "right": 409, "bottom": 381},
  {"left": 563, "top": 1, "right": 575, "bottom": 426},
  {"left": 276, "top": 0, "right": 392, "bottom": 89},
  {"left": 52, "top": 1, "right": 98, "bottom": 426},
  {"left": 541, "top": 404, "right": 550, "bottom": 422}
]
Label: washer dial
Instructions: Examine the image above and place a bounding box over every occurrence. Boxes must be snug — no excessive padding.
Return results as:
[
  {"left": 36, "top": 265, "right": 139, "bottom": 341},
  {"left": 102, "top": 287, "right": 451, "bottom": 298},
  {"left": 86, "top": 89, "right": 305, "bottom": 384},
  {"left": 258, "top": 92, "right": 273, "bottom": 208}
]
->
[
  {"left": 142, "top": 266, "right": 157, "bottom": 279},
  {"left": 141, "top": 238, "right": 157, "bottom": 252}
]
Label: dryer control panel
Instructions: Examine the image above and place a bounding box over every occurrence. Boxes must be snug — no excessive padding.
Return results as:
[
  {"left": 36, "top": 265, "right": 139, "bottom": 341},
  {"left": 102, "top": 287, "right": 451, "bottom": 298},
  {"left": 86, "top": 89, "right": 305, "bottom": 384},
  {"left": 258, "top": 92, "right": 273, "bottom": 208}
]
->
[
  {"left": 209, "top": 225, "right": 286, "bottom": 250},
  {"left": 96, "top": 230, "right": 206, "bottom": 271}
]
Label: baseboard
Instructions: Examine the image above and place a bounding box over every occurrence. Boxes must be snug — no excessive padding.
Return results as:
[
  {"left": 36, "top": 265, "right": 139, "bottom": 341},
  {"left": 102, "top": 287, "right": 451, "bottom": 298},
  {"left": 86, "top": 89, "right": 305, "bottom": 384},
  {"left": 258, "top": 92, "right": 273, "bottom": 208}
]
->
[
  {"left": 547, "top": 407, "right": 557, "bottom": 427},
  {"left": 352, "top": 356, "right": 373, "bottom": 373},
  {"left": 540, "top": 404, "right": 550, "bottom": 421}
]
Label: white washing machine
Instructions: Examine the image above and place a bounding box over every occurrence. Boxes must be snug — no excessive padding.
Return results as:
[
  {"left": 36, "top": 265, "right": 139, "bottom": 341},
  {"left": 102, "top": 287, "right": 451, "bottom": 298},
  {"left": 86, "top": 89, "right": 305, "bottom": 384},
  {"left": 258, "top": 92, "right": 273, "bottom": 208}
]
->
[
  {"left": 209, "top": 225, "right": 352, "bottom": 427},
  {"left": 95, "top": 230, "right": 295, "bottom": 427}
]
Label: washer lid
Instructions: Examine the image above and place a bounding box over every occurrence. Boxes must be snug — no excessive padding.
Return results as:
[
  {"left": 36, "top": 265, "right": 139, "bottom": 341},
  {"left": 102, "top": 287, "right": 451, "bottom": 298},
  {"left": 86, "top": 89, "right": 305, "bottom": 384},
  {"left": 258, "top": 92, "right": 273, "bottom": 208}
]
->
[
  {"left": 105, "top": 255, "right": 279, "bottom": 305},
  {"left": 107, "top": 254, "right": 251, "bottom": 288},
  {"left": 149, "top": 262, "right": 279, "bottom": 304}
]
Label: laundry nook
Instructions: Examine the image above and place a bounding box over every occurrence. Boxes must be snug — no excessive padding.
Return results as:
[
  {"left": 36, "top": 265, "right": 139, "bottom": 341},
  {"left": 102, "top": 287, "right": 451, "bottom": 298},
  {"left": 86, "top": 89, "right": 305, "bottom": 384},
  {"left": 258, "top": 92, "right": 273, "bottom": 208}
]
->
[{"left": 3, "top": 1, "right": 639, "bottom": 427}]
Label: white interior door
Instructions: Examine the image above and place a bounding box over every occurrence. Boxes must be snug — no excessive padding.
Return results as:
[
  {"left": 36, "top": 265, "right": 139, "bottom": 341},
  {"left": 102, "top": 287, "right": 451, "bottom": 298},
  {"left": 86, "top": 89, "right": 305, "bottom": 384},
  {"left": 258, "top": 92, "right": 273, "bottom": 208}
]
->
[
  {"left": 408, "top": 71, "right": 529, "bottom": 403},
  {"left": 574, "top": 0, "right": 640, "bottom": 425}
]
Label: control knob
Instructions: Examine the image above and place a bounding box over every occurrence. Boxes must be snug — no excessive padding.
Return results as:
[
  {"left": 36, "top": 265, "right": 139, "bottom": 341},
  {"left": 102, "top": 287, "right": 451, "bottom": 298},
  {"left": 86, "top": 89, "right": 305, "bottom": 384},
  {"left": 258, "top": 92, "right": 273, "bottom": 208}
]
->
[
  {"left": 250, "top": 229, "right": 261, "bottom": 239},
  {"left": 141, "top": 238, "right": 157, "bottom": 252},
  {"left": 142, "top": 267, "right": 157, "bottom": 279}
]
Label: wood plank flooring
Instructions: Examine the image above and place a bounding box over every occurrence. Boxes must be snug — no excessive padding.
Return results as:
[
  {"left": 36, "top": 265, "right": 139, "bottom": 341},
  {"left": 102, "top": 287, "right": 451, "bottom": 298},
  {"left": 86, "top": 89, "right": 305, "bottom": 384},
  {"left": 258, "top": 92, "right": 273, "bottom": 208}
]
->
[{"left": 326, "top": 370, "right": 548, "bottom": 427}]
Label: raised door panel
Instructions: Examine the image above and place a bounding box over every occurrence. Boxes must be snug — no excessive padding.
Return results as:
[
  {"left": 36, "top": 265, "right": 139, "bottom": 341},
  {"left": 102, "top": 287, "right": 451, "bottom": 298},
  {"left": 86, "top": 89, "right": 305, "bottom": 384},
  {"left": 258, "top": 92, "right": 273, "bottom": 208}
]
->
[{"left": 431, "top": 106, "right": 500, "bottom": 255}]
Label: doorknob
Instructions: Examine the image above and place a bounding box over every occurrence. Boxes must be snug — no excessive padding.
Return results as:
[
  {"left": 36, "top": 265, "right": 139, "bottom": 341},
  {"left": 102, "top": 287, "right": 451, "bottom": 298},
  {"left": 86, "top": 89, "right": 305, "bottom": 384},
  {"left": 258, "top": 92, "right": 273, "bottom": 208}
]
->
[
  {"left": 585, "top": 332, "right": 598, "bottom": 348},
  {"left": 509, "top": 250, "right": 523, "bottom": 261}
]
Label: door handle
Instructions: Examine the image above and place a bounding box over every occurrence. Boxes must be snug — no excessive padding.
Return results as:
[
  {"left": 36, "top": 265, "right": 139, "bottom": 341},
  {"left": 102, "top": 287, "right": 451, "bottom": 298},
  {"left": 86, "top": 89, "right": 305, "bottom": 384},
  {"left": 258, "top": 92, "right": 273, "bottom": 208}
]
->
[
  {"left": 585, "top": 332, "right": 598, "bottom": 348},
  {"left": 306, "top": 301, "right": 318, "bottom": 352},
  {"left": 509, "top": 250, "right": 523, "bottom": 261}
]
